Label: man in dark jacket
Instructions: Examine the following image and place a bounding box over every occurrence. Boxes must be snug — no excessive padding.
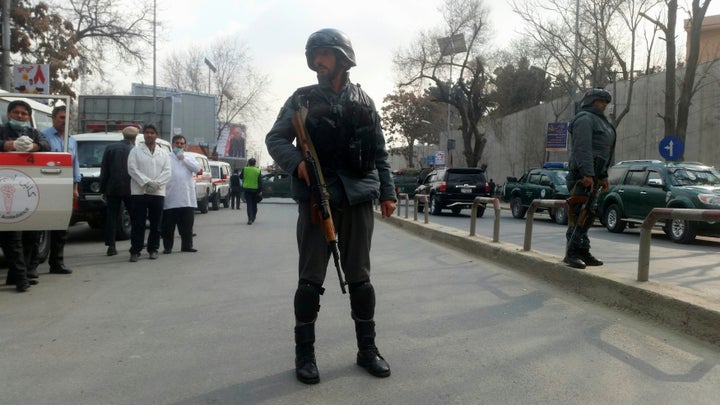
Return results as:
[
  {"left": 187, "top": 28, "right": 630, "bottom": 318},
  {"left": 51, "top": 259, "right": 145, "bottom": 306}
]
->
[
  {"left": 99, "top": 126, "right": 138, "bottom": 256},
  {"left": 0, "top": 100, "right": 51, "bottom": 292},
  {"left": 564, "top": 88, "right": 616, "bottom": 269},
  {"left": 266, "top": 28, "right": 396, "bottom": 384},
  {"left": 229, "top": 169, "right": 242, "bottom": 209}
]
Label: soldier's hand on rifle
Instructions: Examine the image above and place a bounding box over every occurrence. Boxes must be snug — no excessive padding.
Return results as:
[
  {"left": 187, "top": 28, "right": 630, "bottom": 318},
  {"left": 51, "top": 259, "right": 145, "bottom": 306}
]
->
[
  {"left": 380, "top": 200, "right": 396, "bottom": 218},
  {"left": 297, "top": 160, "right": 311, "bottom": 186},
  {"left": 581, "top": 175, "right": 595, "bottom": 190},
  {"left": 598, "top": 178, "right": 609, "bottom": 191}
]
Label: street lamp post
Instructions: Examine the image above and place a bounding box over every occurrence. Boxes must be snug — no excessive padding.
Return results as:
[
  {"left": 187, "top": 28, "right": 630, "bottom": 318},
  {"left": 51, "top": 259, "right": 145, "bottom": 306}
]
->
[
  {"left": 204, "top": 58, "right": 217, "bottom": 94},
  {"left": 436, "top": 33, "right": 466, "bottom": 167}
]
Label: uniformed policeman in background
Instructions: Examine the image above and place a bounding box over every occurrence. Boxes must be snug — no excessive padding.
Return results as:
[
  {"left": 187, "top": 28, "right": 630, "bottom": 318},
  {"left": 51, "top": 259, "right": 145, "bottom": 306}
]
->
[{"left": 564, "top": 88, "right": 616, "bottom": 269}]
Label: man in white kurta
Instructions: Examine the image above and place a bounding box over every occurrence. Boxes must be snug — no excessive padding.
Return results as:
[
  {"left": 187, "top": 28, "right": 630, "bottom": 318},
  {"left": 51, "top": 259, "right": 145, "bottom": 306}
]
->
[
  {"left": 162, "top": 135, "right": 200, "bottom": 253},
  {"left": 127, "top": 124, "right": 172, "bottom": 262}
]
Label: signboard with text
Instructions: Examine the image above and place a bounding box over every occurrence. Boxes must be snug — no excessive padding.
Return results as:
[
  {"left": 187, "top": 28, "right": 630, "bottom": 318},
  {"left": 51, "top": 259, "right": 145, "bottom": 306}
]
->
[{"left": 546, "top": 122, "right": 568, "bottom": 151}]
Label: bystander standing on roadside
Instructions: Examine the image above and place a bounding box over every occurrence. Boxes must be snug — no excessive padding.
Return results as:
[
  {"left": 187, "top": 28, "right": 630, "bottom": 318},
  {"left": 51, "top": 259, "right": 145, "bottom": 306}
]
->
[
  {"left": 99, "top": 126, "right": 138, "bottom": 256},
  {"left": 229, "top": 168, "right": 242, "bottom": 210},
  {"left": 127, "top": 124, "right": 171, "bottom": 262},
  {"left": 162, "top": 135, "right": 200, "bottom": 254},
  {"left": 0, "top": 100, "right": 51, "bottom": 292},
  {"left": 240, "top": 158, "right": 262, "bottom": 224},
  {"left": 24, "top": 105, "right": 78, "bottom": 277}
]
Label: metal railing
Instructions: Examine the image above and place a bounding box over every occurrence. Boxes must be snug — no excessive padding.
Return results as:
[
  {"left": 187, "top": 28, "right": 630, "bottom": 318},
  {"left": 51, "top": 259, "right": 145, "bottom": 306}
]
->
[
  {"left": 397, "top": 193, "right": 410, "bottom": 218},
  {"left": 470, "top": 197, "right": 501, "bottom": 242},
  {"left": 413, "top": 194, "right": 430, "bottom": 223},
  {"left": 523, "top": 199, "right": 568, "bottom": 251},
  {"left": 638, "top": 208, "right": 720, "bottom": 281}
]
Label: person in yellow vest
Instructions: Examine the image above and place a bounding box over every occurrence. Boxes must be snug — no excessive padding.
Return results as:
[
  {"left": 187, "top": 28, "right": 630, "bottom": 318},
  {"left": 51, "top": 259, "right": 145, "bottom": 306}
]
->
[{"left": 240, "top": 158, "right": 263, "bottom": 224}]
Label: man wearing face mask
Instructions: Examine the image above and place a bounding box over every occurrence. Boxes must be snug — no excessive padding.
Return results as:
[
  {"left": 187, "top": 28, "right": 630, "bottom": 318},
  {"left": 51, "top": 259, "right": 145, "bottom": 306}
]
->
[
  {"left": 0, "top": 100, "right": 51, "bottom": 292},
  {"left": 161, "top": 135, "right": 200, "bottom": 254}
]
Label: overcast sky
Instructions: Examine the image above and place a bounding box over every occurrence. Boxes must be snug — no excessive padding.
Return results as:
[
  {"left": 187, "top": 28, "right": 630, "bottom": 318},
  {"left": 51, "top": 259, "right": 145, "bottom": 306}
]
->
[
  {"left": 102, "top": 0, "right": 520, "bottom": 163},
  {"left": 102, "top": 0, "right": 720, "bottom": 164}
]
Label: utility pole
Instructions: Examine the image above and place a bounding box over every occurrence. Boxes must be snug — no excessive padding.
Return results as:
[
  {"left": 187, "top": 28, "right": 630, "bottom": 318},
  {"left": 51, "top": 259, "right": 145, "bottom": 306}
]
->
[{"left": 2, "top": 0, "right": 12, "bottom": 90}]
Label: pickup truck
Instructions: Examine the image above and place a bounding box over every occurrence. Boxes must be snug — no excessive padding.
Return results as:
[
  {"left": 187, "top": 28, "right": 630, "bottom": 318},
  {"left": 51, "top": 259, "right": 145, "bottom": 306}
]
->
[{"left": 503, "top": 162, "right": 569, "bottom": 224}]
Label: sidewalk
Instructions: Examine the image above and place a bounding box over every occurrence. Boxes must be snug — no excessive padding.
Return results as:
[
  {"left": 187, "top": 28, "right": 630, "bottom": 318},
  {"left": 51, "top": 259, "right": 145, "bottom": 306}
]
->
[{"left": 379, "top": 204, "right": 720, "bottom": 347}]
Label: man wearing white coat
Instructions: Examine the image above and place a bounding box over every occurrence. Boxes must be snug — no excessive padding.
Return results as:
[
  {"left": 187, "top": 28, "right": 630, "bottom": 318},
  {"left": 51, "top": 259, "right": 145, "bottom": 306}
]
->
[
  {"left": 127, "top": 124, "right": 172, "bottom": 262},
  {"left": 162, "top": 135, "right": 200, "bottom": 254}
]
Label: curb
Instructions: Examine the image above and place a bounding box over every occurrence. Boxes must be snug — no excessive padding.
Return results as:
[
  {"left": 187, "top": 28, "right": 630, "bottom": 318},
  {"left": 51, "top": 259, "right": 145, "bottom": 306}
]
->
[{"left": 379, "top": 212, "right": 720, "bottom": 347}]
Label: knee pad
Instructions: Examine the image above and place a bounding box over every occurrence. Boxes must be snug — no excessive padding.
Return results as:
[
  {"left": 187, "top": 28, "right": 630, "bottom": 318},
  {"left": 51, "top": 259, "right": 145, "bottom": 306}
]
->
[
  {"left": 349, "top": 281, "right": 375, "bottom": 321},
  {"left": 294, "top": 282, "right": 324, "bottom": 323}
]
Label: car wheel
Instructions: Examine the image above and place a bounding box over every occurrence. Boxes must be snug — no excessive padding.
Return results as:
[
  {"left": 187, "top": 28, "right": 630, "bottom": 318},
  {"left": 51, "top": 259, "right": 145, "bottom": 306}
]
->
[
  {"left": 553, "top": 206, "right": 568, "bottom": 225},
  {"left": 475, "top": 205, "right": 486, "bottom": 218},
  {"left": 117, "top": 202, "right": 132, "bottom": 241},
  {"left": 510, "top": 196, "right": 527, "bottom": 219},
  {"left": 664, "top": 219, "right": 697, "bottom": 244},
  {"left": 199, "top": 194, "right": 209, "bottom": 214},
  {"left": 451, "top": 207, "right": 462, "bottom": 215},
  {"left": 603, "top": 204, "right": 626, "bottom": 233},
  {"left": 430, "top": 195, "right": 442, "bottom": 215},
  {"left": 211, "top": 193, "right": 220, "bottom": 211}
]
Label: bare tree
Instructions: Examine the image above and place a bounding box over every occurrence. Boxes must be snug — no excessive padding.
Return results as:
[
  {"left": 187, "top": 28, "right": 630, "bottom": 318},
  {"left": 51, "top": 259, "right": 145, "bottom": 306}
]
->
[
  {"left": 394, "top": 0, "right": 493, "bottom": 168},
  {"left": 54, "top": 0, "right": 156, "bottom": 80},
  {"left": 642, "top": 0, "right": 712, "bottom": 151},
  {"left": 161, "top": 35, "right": 269, "bottom": 140},
  {"left": 511, "top": 0, "right": 661, "bottom": 127}
]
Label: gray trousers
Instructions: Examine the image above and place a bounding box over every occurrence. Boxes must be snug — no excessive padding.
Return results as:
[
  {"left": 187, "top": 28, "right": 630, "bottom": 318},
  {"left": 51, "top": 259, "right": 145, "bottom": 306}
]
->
[{"left": 296, "top": 200, "right": 373, "bottom": 286}]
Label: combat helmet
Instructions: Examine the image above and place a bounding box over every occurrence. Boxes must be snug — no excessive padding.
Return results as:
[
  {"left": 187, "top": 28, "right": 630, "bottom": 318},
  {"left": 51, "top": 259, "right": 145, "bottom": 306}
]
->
[
  {"left": 580, "top": 88, "right": 612, "bottom": 108},
  {"left": 305, "top": 28, "right": 356, "bottom": 71}
]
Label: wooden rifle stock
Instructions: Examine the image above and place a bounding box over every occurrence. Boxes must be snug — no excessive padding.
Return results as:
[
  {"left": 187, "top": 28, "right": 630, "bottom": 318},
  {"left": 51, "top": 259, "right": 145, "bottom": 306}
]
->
[{"left": 292, "top": 107, "right": 347, "bottom": 294}]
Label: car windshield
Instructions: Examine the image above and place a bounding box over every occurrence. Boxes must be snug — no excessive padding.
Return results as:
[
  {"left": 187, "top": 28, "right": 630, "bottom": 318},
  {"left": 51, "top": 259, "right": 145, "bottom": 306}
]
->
[
  {"left": 211, "top": 166, "right": 220, "bottom": 178},
  {"left": 549, "top": 170, "right": 569, "bottom": 185},
  {"left": 669, "top": 167, "right": 720, "bottom": 186},
  {"left": 78, "top": 140, "right": 116, "bottom": 168}
]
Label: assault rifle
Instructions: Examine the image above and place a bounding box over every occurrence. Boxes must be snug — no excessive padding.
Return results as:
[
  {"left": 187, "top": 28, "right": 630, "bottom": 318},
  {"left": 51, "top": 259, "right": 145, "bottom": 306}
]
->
[
  {"left": 567, "top": 157, "right": 607, "bottom": 248},
  {"left": 292, "top": 106, "right": 347, "bottom": 294}
]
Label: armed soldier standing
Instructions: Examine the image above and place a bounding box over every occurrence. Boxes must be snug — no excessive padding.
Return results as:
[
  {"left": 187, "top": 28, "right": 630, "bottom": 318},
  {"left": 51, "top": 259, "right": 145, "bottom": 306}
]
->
[
  {"left": 564, "top": 88, "right": 616, "bottom": 269},
  {"left": 266, "top": 28, "right": 396, "bottom": 384}
]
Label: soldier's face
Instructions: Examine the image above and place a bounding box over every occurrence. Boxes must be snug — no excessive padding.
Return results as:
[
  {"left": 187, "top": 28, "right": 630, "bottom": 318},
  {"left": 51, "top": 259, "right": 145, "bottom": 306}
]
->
[{"left": 312, "top": 48, "right": 337, "bottom": 78}]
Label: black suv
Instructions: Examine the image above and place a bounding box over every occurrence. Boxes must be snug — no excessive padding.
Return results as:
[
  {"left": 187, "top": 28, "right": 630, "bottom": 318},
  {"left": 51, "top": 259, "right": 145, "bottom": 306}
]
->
[
  {"left": 598, "top": 160, "right": 720, "bottom": 243},
  {"left": 414, "top": 167, "right": 490, "bottom": 217}
]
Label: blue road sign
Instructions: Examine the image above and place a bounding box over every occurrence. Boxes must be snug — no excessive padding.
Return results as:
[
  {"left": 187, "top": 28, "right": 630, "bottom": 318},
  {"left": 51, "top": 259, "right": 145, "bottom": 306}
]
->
[{"left": 658, "top": 135, "right": 684, "bottom": 161}]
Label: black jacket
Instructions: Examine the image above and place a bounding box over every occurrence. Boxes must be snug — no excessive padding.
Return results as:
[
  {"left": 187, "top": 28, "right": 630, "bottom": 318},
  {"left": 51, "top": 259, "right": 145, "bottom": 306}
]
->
[
  {"left": 265, "top": 74, "right": 396, "bottom": 206},
  {"left": 99, "top": 140, "right": 134, "bottom": 196},
  {"left": 0, "top": 123, "right": 50, "bottom": 151}
]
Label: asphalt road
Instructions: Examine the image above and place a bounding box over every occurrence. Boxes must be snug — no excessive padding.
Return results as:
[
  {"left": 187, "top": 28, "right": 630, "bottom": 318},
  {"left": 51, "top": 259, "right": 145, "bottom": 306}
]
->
[{"left": 2, "top": 201, "right": 720, "bottom": 404}]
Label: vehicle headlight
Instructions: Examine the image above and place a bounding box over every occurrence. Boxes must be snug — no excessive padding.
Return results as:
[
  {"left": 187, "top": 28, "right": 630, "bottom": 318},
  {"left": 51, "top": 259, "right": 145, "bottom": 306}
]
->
[
  {"left": 698, "top": 193, "right": 720, "bottom": 206},
  {"left": 90, "top": 181, "right": 101, "bottom": 193}
]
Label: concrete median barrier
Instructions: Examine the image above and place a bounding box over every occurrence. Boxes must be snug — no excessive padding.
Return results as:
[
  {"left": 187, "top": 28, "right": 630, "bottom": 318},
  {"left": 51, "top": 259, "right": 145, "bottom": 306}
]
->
[{"left": 378, "top": 211, "right": 720, "bottom": 347}]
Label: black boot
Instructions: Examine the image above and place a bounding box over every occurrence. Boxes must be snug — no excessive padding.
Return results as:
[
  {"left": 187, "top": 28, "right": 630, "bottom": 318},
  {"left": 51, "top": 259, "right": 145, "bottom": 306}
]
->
[
  {"left": 563, "top": 248, "right": 586, "bottom": 269},
  {"left": 294, "top": 323, "right": 319, "bottom": 384},
  {"left": 579, "top": 248, "right": 603, "bottom": 266},
  {"left": 355, "top": 318, "right": 391, "bottom": 378}
]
